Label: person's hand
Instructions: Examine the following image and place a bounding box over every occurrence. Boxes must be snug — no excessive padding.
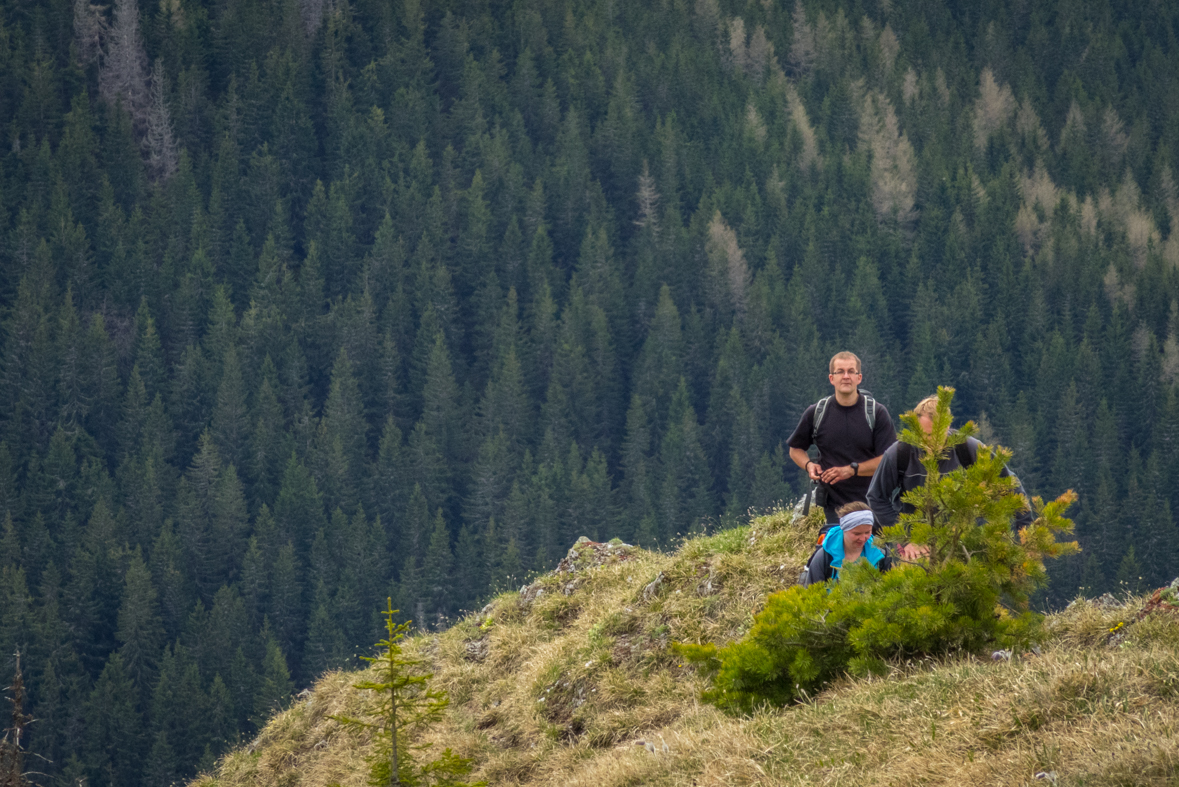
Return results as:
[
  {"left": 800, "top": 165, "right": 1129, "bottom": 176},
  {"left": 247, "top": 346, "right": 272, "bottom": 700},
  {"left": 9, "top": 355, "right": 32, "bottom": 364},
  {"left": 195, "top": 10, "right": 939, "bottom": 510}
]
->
[
  {"left": 806, "top": 461, "right": 822, "bottom": 481},
  {"left": 820, "top": 465, "right": 855, "bottom": 485},
  {"left": 898, "top": 543, "right": 930, "bottom": 561}
]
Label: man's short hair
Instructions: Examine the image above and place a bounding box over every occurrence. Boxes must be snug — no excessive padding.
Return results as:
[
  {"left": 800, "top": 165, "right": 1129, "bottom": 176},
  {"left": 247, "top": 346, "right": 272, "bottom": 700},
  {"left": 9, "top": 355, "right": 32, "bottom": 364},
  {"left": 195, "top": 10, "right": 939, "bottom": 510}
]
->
[
  {"left": 914, "top": 395, "right": 942, "bottom": 418},
  {"left": 835, "top": 501, "right": 870, "bottom": 517},
  {"left": 829, "top": 351, "right": 862, "bottom": 374}
]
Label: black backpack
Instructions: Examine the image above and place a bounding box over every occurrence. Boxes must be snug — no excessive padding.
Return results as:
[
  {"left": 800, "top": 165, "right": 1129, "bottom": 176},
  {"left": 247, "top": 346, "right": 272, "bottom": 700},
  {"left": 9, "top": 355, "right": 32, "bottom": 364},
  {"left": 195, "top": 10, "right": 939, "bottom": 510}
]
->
[{"left": 890, "top": 439, "right": 975, "bottom": 505}]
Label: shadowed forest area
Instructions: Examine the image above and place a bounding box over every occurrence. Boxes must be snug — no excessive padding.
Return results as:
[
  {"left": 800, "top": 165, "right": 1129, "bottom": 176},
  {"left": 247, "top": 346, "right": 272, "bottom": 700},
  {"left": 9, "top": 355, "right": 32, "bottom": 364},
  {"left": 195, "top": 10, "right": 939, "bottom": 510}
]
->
[{"left": 0, "top": 0, "right": 1178, "bottom": 783}]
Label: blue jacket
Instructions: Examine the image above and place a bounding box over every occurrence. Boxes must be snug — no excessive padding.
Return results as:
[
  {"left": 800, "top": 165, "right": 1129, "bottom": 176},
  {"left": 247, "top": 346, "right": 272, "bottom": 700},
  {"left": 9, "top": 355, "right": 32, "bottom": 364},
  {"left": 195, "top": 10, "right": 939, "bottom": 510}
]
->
[{"left": 800, "top": 526, "right": 892, "bottom": 587}]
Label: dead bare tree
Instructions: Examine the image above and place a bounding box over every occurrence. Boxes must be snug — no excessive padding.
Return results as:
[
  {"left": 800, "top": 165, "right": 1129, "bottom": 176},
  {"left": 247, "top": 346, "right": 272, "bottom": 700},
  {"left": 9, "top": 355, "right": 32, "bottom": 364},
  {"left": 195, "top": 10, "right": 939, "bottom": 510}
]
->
[
  {"left": 635, "top": 161, "right": 661, "bottom": 241},
  {"left": 98, "top": 0, "right": 149, "bottom": 125},
  {"left": 144, "top": 59, "right": 179, "bottom": 182},
  {"left": 0, "top": 651, "right": 32, "bottom": 787}
]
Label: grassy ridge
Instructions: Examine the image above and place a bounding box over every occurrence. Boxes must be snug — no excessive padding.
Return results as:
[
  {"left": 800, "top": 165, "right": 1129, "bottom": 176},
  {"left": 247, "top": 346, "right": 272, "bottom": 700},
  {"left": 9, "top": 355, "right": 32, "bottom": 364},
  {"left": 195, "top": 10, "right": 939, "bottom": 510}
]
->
[{"left": 195, "top": 511, "right": 1179, "bottom": 786}]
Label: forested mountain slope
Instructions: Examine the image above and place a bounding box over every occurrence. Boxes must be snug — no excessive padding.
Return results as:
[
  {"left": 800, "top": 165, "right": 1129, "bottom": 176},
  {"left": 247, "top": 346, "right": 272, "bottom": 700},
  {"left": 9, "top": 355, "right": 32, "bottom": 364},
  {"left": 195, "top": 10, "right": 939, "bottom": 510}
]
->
[{"left": 1, "top": 0, "right": 1178, "bottom": 783}]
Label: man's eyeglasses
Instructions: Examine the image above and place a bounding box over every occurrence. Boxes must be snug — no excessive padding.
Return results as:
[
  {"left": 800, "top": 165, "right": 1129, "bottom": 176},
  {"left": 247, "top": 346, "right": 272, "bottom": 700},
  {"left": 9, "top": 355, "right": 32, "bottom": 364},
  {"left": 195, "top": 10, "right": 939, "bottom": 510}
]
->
[{"left": 830, "top": 369, "right": 860, "bottom": 377}]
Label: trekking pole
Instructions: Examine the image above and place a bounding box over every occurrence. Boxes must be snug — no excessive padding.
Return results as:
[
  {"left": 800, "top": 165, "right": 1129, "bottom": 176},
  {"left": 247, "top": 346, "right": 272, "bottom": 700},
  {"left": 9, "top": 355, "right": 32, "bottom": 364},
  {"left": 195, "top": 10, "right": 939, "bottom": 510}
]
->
[{"left": 802, "top": 448, "right": 821, "bottom": 517}]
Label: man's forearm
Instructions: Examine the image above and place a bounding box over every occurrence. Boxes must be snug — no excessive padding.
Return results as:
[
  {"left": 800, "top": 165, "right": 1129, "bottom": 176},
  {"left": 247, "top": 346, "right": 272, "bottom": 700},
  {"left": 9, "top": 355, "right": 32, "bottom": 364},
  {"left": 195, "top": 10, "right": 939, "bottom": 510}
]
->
[
  {"left": 788, "top": 446, "right": 812, "bottom": 471},
  {"left": 856, "top": 454, "right": 884, "bottom": 476}
]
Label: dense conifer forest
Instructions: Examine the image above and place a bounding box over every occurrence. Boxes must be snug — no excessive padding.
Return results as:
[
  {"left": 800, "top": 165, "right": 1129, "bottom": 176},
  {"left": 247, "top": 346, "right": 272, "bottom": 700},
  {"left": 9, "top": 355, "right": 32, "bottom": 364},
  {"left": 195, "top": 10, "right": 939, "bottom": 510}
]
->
[{"left": 1, "top": 0, "right": 1178, "bottom": 782}]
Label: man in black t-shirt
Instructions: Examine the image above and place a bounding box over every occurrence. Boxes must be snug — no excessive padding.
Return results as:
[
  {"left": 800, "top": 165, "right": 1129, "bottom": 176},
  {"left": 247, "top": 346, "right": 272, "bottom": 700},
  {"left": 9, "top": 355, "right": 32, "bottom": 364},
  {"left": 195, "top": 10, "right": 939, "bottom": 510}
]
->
[{"left": 787, "top": 351, "right": 897, "bottom": 527}]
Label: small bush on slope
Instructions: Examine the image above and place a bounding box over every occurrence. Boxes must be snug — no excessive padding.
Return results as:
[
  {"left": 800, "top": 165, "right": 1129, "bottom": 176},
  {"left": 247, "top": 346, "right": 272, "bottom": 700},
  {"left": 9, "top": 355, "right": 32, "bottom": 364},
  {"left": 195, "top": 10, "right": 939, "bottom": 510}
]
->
[{"left": 678, "top": 388, "right": 1079, "bottom": 713}]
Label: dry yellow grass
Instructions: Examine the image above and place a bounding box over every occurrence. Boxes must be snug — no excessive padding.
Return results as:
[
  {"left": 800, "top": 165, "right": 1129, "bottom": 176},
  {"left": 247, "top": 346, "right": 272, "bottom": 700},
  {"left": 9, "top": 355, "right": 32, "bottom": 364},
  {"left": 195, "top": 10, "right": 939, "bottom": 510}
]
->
[{"left": 193, "top": 509, "right": 1179, "bottom": 787}]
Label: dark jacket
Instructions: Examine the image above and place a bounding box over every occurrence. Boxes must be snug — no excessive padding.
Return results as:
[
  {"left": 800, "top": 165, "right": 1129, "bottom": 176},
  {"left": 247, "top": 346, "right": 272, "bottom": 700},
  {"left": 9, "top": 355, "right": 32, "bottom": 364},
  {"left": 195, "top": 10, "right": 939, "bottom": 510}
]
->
[
  {"left": 866, "top": 436, "right": 1034, "bottom": 531},
  {"left": 799, "top": 525, "right": 893, "bottom": 587}
]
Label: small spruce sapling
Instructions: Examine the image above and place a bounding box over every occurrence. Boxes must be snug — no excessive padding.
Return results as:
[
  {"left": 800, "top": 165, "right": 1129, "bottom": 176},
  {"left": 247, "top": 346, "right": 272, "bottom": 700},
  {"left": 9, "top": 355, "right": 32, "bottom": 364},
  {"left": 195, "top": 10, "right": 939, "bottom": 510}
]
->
[
  {"left": 882, "top": 386, "right": 1079, "bottom": 609},
  {"left": 331, "top": 599, "right": 484, "bottom": 787},
  {"left": 676, "top": 387, "right": 1079, "bottom": 714}
]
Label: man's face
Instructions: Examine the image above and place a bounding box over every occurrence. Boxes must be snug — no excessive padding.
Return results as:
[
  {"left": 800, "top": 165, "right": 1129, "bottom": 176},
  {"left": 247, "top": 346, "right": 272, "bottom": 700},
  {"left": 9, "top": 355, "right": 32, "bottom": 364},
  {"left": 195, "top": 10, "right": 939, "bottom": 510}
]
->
[
  {"left": 828, "top": 361, "right": 862, "bottom": 395},
  {"left": 917, "top": 413, "right": 934, "bottom": 434}
]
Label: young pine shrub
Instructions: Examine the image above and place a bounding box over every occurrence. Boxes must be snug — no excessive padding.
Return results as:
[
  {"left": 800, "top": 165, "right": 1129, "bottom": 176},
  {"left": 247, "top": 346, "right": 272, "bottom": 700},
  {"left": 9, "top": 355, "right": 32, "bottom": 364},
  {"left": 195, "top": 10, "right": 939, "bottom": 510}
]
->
[
  {"left": 331, "top": 599, "right": 486, "bottom": 787},
  {"left": 677, "top": 387, "right": 1079, "bottom": 714}
]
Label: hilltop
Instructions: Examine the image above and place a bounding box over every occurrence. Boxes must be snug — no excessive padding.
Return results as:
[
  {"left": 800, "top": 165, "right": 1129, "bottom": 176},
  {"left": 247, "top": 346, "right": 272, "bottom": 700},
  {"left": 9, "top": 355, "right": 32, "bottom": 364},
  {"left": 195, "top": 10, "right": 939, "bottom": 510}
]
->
[{"left": 193, "top": 511, "right": 1179, "bottom": 787}]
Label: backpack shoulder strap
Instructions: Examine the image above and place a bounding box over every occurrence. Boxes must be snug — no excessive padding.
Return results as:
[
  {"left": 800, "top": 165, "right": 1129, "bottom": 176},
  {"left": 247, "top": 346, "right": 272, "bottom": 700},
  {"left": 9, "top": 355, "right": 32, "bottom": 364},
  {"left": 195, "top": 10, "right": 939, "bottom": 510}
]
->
[
  {"left": 896, "top": 442, "right": 915, "bottom": 483},
  {"left": 954, "top": 440, "right": 975, "bottom": 469},
  {"left": 890, "top": 442, "right": 914, "bottom": 504},
  {"left": 812, "top": 396, "right": 832, "bottom": 433}
]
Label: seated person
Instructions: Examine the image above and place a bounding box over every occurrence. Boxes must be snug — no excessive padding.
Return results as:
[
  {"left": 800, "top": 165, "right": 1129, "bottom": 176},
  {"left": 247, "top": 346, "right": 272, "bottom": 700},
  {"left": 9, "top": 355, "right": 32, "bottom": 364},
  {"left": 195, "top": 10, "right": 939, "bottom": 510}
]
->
[
  {"left": 867, "top": 394, "right": 1033, "bottom": 560},
  {"left": 799, "top": 502, "right": 893, "bottom": 587}
]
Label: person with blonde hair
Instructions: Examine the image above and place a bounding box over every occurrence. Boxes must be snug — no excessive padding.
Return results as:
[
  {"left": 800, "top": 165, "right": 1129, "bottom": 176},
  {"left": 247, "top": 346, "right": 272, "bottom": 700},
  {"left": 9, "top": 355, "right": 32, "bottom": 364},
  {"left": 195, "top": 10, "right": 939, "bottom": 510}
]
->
[
  {"left": 788, "top": 351, "right": 897, "bottom": 530},
  {"left": 867, "top": 393, "right": 1033, "bottom": 560}
]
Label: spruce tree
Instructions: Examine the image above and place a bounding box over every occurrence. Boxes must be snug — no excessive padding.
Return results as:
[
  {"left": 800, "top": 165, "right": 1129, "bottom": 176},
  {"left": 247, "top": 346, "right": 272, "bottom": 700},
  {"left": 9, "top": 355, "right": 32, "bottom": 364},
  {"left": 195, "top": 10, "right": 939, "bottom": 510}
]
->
[
  {"left": 267, "top": 543, "right": 304, "bottom": 661},
  {"left": 273, "top": 453, "right": 327, "bottom": 551},
  {"left": 116, "top": 366, "right": 148, "bottom": 464},
  {"left": 303, "top": 582, "right": 349, "bottom": 679},
  {"left": 254, "top": 634, "right": 294, "bottom": 724},
  {"left": 632, "top": 286, "right": 684, "bottom": 433},
  {"left": 81, "top": 314, "right": 121, "bottom": 449},
  {"left": 149, "top": 520, "right": 194, "bottom": 639},
  {"left": 372, "top": 418, "right": 409, "bottom": 546},
  {"left": 249, "top": 370, "right": 290, "bottom": 507},
  {"left": 212, "top": 344, "right": 250, "bottom": 473},
  {"left": 452, "top": 525, "right": 481, "bottom": 613},
  {"left": 0, "top": 568, "right": 30, "bottom": 691},
  {"left": 331, "top": 599, "right": 484, "bottom": 787},
  {"left": 204, "top": 675, "right": 236, "bottom": 763},
  {"left": 239, "top": 537, "right": 268, "bottom": 625},
  {"left": 115, "top": 548, "right": 165, "bottom": 703},
  {"left": 144, "top": 731, "right": 179, "bottom": 787},
  {"left": 658, "top": 380, "right": 714, "bottom": 542},
  {"left": 1116, "top": 546, "right": 1144, "bottom": 594},
  {"left": 421, "top": 512, "right": 453, "bottom": 627},
  {"left": 463, "top": 428, "right": 514, "bottom": 534},
  {"left": 321, "top": 348, "right": 369, "bottom": 478},
  {"left": 0, "top": 517, "right": 18, "bottom": 572},
  {"left": 86, "top": 654, "right": 145, "bottom": 787}
]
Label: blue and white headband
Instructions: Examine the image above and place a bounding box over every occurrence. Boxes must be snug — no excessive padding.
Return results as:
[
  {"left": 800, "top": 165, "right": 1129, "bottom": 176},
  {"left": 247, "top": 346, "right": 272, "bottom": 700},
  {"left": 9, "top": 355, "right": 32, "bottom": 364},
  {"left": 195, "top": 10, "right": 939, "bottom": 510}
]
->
[{"left": 838, "top": 509, "right": 874, "bottom": 531}]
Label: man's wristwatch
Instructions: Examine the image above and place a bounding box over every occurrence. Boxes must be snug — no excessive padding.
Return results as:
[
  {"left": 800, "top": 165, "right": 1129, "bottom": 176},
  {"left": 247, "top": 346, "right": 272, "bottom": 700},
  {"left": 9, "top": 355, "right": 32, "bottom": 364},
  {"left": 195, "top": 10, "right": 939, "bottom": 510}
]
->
[{"left": 849, "top": 462, "right": 859, "bottom": 476}]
